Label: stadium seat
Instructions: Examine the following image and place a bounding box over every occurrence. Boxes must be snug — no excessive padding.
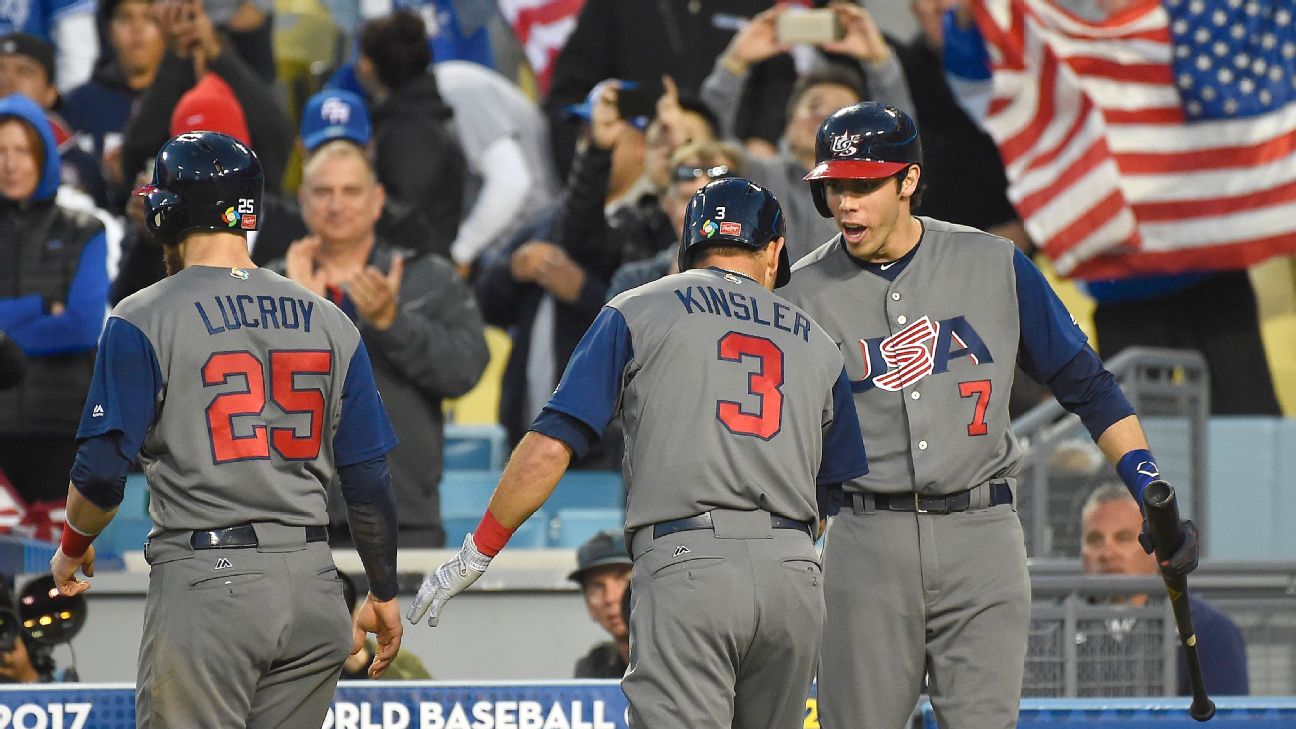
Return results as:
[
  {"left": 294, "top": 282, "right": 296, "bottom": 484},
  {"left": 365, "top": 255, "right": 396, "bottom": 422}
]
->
[
  {"left": 546, "top": 471, "right": 624, "bottom": 513},
  {"left": 550, "top": 508, "right": 624, "bottom": 548},
  {"left": 443, "top": 510, "right": 550, "bottom": 550},
  {"left": 444, "top": 424, "right": 509, "bottom": 470},
  {"left": 95, "top": 517, "right": 152, "bottom": 557},
  {"left": 121, "top": 472, "right": 150, "bottom": 518},
  {"left": 439, "top": 470, "right": 500, "bottom": 518}
]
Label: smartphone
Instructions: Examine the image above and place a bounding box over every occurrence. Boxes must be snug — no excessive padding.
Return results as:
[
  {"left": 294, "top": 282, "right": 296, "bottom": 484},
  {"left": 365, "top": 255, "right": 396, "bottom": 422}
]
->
[
  {"left": 776, "top": 9, "right": 844, "bottom": 45},
  {"left": 616, "top": 80, "right": 662, "bottom": 125}
]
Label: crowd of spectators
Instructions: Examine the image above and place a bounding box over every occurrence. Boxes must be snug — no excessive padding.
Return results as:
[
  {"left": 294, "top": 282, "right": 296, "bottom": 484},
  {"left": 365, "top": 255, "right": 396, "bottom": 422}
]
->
[{"left": 0, "top": 0, "right": 1287, "bottom": 587}]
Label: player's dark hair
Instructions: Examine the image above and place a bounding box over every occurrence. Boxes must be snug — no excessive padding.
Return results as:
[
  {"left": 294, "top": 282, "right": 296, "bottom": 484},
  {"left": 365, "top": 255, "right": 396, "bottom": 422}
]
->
[
  {"left": 690, "top": 244, "right": 769, "bottom": 269},
  {"left": 359, "top": 9, "right": 434, "bottom": 91},
  {"left": 786, "top": 66, "right": 868, "bottom": 121}
]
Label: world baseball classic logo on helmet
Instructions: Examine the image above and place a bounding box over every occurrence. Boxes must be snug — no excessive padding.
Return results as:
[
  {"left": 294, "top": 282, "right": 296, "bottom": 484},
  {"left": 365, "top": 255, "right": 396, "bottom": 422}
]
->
[{"left": 831, "top": 131, "right": 861, "bottom": 157}]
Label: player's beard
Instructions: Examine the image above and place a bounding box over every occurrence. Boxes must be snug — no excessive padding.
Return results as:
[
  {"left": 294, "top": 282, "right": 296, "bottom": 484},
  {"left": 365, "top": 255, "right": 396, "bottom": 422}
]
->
[{"left": 163, "top": 244, "right": 185, "bottom": 276}]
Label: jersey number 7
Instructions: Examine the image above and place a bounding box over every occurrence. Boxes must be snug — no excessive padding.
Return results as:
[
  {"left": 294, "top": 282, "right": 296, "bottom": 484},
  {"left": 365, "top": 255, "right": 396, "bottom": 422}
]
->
[{"left": 203, "top": 350, "right": 332, "bottom": 464}]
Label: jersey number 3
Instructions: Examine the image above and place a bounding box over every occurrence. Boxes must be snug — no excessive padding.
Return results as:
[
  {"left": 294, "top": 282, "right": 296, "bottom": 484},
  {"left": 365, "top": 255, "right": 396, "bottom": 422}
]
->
[
  {"left": 715, "top": 332, "right": 784, "bottom": 440},
  {"left": 203, "top": 350, "right": 332, "bottom": 464}
]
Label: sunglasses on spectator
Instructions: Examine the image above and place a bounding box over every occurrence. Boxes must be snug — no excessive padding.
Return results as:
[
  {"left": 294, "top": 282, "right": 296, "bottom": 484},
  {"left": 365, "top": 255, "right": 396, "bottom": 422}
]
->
[{"left": 673, "top": 165, "right": 730, "bottom": 182}]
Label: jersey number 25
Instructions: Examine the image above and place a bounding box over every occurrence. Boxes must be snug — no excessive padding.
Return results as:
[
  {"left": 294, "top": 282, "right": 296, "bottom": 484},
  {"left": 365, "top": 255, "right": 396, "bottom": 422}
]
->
[{"left": 202, "top": 350, "right": 332, "bottom": 464}]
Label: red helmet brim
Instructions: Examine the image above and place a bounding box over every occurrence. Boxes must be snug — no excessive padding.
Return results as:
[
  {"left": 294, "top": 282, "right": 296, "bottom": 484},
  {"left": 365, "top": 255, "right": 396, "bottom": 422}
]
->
[{"left": 803, "top": 159, "right": 911, "bottom": 181}]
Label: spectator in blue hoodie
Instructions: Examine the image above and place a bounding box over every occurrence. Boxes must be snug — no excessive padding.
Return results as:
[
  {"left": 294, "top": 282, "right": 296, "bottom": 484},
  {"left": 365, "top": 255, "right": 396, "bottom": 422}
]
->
[{"left": 0, "top": 93, "right": 108, "bottom": 505}]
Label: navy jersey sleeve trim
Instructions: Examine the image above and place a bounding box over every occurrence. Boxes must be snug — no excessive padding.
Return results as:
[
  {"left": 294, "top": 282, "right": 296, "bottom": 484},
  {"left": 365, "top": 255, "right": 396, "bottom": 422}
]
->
[
  {"left": 338, "top": 453, "right": 393, "bottom": 505},
  {"left": 1013, "top": 247, "right": 1088, "bottom": 383},
  {"left": 340, "top": 455, "right": 399, "bottom": 601},
  {"left": 540, "top": 306, "right": 634, "bottom": 435},
  {"left": 76, "top": 317, "right": 161, "bottom": 452},
  {"left": 68, "top": 433, "right": 131, "bottom": 510},
  {"left": 531, "top": 410, "right": 599, "bottom": 459},
  {"left": 818, "top": 368, "right": 869, "bottom": 484},
  {"left": 1045, "top": 345, "right": 1136, "bottom": 441},
  {"left": 333, "top": 340, "right": 399, "bottom": 467},
  {"left": 816, "top": 483, "right": 845, "bottom": 519}
]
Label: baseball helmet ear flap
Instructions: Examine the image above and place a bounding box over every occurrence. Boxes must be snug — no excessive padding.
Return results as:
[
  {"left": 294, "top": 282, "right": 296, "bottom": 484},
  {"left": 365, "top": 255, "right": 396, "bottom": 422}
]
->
[
  {"left": 810, "top": 181, "right": 831, "bottom": 218},
  {"left": 137, "top": 187, "right": 187, "bottom": 245}
]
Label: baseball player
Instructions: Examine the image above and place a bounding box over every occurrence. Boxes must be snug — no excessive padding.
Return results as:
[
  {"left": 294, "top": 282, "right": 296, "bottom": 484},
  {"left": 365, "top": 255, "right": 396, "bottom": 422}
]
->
[
  {"left": 783, "top": 102, "right": 1200, "bottom": 729},
  {"left": 407, "top": 177, "right": 869, "bottom": 729},
  {"left": 48, "top": 132, "right": 405, "bottom": 728}
]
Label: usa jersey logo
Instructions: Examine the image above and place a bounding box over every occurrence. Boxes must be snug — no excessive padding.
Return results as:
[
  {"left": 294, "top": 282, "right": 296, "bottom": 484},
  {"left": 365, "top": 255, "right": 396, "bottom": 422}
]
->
[{"left": 853, "top": 315, "right": 994, "bottom": 393}]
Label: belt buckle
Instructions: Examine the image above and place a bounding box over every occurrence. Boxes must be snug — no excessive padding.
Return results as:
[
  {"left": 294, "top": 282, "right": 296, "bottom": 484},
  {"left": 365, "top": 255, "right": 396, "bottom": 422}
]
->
[{"left": 914, "top": 493, "right": 927, "bottom": 514}]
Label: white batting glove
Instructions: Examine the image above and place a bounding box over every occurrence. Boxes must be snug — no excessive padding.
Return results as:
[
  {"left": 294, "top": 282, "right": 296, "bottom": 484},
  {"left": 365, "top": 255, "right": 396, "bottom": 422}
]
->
[{"left": 406, "top": 533, "right": 492, "bottom": 627}]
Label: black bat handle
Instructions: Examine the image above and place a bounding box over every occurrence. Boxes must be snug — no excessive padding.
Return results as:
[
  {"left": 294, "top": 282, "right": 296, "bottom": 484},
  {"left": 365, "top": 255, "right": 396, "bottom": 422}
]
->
[
  {"left": 1143, "top": 480, "right": 1216, "bottom": 722},
  {"left": 1143, "top": 480, "right": 1182, "bottom": 561}
]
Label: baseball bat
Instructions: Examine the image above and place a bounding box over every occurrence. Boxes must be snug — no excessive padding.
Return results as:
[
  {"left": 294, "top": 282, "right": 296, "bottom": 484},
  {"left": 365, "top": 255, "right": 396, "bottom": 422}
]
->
[{"left": 1143, "top": 480, "right": 1215, "bottom": 722}]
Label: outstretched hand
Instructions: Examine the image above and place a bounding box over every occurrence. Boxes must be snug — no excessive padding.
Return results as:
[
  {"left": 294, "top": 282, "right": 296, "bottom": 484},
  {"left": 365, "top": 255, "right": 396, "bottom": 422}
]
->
[{"left": 406, "top": 534, "right": 492, "bottom": 627}]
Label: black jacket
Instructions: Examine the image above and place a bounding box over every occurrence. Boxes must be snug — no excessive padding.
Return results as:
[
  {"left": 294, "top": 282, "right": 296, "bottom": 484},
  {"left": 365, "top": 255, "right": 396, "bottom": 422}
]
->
[
  {"left": 120, "top": 49, "right": 294, "bottom": 193},
  {"left": 370, "top": 73, "right": 466, "bottom": 262},
  {"left": 0, "top": 333, "right": 26, "bottom": 390},
  {"left": 556, "top": 144, "right": 673, "bottom": 279},
  {"left": 473, "top": 201, "right": 609, "bottom": 451},
  {"left": 893, "top": 36, "right": 1017, "bottom": 231},
  {"left": 543, "top": 0, "right": 784, "bottom": 176}
]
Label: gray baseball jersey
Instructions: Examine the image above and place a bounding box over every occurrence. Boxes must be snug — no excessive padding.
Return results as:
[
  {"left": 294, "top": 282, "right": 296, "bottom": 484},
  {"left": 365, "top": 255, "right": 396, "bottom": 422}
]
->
[
  {"left": 535, "top": 266, "right": 868, "bottom": 729},
  {"left": 783, "top": 217, "right": 1090, "bottom": 729},
  {"left": 87, "top": 266, "right": 389, "bottom": 532}
]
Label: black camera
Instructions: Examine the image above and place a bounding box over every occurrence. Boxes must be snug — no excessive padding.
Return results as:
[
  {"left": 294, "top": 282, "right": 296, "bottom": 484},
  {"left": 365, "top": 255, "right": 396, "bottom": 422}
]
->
[
  {"left": 0, "top": 603, "right": 19, "bottom": 653},
  {"left": 0, "top": 575, "right": 87, "bottom": 683}
]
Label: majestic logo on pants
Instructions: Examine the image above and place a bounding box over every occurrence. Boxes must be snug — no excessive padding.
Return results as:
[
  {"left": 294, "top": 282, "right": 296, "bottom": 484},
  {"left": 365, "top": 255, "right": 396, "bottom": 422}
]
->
[{"left": 852, "top": 315, "right": 993, "bottom": 393}]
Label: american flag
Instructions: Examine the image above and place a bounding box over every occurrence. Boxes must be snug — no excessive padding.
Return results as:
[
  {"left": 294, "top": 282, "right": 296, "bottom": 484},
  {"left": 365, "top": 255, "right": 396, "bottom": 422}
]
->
[
  {"left": 498, "top": 0, "right": 585, "bottom": 96},
  {"left": 971, "top": 0, "right": 1296, "bottom": 279}
]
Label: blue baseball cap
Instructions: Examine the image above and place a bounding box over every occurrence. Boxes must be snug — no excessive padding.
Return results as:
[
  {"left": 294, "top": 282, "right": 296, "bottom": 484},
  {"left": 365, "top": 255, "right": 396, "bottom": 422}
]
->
[
  {"left": 564, "top": 80, "right": 650, "bottom": 131},
  {"left": 300, "top": 89, "right": 371, "bottom": 151}
]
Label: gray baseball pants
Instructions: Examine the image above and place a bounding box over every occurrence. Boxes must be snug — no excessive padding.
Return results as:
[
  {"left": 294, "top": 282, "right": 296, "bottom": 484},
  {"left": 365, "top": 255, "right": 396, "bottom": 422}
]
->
[
  {"left": 817, "top": 494, "right": 1030, "bottom": 729},
  {"left": 625, "top": 508, "right": 823, "bottom": 729},
  {"left": 136, "top": 523, "right": 353, "bottom": 729}
]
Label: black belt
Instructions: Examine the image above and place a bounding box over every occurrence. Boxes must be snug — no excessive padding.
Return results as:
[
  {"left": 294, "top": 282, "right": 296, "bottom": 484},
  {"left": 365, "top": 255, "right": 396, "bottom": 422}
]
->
[
  {"left": 652, "top": 512, "right": 813, "bottom": 539},
  {"left": 190, "top": 524, "right": 328, "bottom": 549},
  {"left": 864, "top": 481, "right": 1013, "bottom": 514}
]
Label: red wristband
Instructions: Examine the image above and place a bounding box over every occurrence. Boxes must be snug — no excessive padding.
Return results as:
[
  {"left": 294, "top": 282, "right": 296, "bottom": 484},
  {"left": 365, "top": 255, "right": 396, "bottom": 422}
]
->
[
  {"left": 59, "top": 523, "right": 95, "bottom": 559},
  {"left": 472, "top": 511, "right": 515, "bottom": 557}
]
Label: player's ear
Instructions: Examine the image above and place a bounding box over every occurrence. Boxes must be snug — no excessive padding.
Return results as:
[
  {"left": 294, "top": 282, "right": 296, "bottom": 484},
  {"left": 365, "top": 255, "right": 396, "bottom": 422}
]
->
[{"left": 899, "top": 165, "right": 921, "bottom": 198}]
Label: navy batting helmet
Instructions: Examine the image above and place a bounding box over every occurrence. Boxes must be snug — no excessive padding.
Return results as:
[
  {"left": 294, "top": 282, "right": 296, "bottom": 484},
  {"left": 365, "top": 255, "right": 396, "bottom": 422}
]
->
[
  {"left": 678, "top": 177, "right": 790, "bottom": 288},
  {"left": 803, "top": 102, "right": 921, "bottom": 218},
  {"left": 134, "top": 131, "right": 264, "bottom": 245}
]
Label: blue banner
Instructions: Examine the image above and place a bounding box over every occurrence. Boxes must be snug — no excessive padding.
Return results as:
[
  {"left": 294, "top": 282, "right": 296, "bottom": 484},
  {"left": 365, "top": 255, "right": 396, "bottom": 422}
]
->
[{"left": 1, "top": 685, "right": 1293, "bottom": 729}]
